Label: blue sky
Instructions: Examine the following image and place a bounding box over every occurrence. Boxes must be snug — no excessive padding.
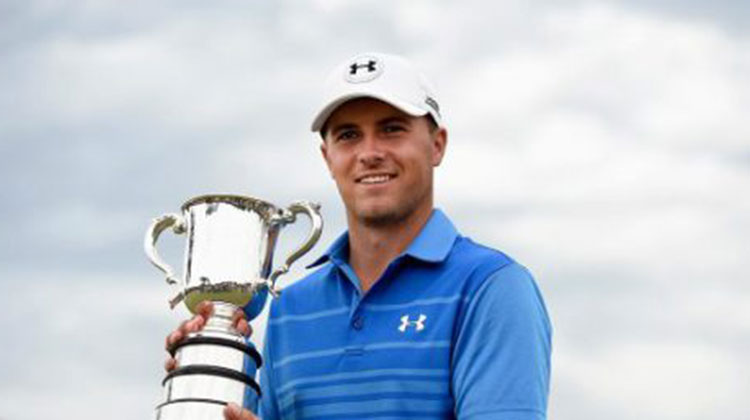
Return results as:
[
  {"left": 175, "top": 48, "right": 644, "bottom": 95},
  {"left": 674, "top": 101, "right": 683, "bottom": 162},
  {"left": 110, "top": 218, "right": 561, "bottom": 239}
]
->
[{"left": 1, "top": 1, "right": 748, "bottom": 419}]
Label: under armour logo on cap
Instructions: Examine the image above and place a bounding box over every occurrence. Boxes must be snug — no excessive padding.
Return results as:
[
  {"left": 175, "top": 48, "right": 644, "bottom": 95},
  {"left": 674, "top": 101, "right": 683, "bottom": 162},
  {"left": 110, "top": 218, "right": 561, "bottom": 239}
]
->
[
  {"left": 349, "top": 60, "right": 376, "bottom": 75},
  {"left": 344, "top": 55, "right": 383, "bottom": 83}
]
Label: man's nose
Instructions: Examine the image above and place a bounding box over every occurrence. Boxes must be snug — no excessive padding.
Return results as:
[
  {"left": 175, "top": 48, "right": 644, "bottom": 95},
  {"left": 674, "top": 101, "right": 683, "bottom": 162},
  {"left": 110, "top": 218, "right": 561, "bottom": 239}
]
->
[{"left": 358, "top": 134, "right": 385, "bottom": 167}]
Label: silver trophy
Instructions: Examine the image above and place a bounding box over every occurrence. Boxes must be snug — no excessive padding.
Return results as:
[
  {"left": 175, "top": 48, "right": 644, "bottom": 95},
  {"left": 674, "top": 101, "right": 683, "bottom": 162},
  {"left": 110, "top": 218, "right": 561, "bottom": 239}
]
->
[{"left": 145, "top": 194, "right": 323, "bottom": 419}]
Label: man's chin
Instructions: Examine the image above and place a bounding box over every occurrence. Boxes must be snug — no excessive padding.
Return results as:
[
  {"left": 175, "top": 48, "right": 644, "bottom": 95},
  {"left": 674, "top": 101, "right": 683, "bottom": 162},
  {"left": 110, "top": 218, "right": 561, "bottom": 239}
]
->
[{"left": 355, "top": 206, "right": 405, "bottom": 228}]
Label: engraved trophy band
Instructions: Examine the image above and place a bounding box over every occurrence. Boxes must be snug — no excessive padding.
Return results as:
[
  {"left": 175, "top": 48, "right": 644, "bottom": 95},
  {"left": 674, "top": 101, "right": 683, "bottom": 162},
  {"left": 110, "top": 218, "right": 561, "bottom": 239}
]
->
[{"left": 145, "top": 194, "right": 323, "bottom": 419}]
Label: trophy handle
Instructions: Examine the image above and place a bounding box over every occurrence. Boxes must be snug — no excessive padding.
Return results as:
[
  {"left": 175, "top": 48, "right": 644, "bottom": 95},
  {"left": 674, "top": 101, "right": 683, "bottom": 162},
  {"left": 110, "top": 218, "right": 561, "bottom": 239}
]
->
[
  {"left": 144, "top": 213, "right": 186, "bottom": 288},
  {"left": 266, "top": 201, "right": 323, "bottom": 296}
]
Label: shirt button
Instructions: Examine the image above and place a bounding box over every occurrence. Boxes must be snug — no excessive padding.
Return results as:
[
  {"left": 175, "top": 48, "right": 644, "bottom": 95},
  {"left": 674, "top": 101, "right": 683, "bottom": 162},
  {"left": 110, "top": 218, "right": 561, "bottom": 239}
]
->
[{"left": 352, "top": 316, "right": 364, "bottom": 330}]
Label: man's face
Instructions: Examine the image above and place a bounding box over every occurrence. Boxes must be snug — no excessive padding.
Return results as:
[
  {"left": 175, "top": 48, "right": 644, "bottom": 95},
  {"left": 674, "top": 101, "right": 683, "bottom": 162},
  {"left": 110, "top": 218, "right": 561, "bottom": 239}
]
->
[{"left": 320, "top": 98, "right": 447, "bottom": 227}]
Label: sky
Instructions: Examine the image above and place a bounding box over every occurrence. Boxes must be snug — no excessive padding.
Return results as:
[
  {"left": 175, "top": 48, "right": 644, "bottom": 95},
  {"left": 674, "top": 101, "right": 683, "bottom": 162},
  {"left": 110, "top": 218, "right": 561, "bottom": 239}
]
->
[{"left": 1, "top": 1, "right": 749, "bottom": 419}]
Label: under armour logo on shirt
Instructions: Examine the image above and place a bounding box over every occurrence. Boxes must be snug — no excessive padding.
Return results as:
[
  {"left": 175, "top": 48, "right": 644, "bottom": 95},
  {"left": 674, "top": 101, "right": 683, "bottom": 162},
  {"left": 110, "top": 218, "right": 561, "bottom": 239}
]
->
[
  {"left": 399, "top": 314, "right": 427, "bottom": 332},
  {"left": 344, "top": 55, "right": 383, "bottom": 83}
]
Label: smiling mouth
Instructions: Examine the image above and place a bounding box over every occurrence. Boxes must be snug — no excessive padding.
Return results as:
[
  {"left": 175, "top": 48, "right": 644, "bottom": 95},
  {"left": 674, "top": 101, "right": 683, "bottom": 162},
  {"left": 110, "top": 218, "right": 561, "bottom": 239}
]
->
[{"left": 357, "top": 174, "right": 395, "bottom": 185}]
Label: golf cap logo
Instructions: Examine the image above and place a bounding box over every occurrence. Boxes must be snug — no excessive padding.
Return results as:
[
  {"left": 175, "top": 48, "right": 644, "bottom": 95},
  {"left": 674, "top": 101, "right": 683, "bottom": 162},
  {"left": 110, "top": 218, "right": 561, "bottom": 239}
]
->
[
  {"left": 344, "top": 55, "right": 383, "bottom": 83},
  {"left": 425, "top": 96, "right": 441, "bottom": 117}
]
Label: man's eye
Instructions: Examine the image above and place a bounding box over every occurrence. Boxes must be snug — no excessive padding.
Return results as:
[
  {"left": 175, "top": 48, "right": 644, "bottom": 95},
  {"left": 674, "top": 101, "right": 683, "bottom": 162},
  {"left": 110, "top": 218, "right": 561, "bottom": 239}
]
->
[
  {"left": 336, "top": 131, "right": 358, "bottom": 141},
  {"left": 383, "top": 125, "right": 405, "bottom": 134}
]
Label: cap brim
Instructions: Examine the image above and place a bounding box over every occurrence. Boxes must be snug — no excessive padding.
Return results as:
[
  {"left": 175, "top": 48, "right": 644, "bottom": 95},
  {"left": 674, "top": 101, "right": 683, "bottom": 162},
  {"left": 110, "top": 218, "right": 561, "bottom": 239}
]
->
[{"left": 310, "top": 91, "right": 428, "bottom": 133}]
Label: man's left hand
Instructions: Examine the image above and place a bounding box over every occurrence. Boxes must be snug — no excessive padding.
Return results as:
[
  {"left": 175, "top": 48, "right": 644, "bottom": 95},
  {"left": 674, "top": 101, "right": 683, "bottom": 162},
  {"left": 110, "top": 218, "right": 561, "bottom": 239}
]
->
[{"left": 224, "top": 402, "right": 258, "bottom": 420}]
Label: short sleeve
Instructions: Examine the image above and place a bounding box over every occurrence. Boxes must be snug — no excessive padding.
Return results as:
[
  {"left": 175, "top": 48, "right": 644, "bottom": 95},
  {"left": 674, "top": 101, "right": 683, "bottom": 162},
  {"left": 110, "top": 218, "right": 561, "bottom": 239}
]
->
[
  {"left": 452, "top": 262, "right": 552, "bottom": 420},
  {"left": 255, "top": 329, "right": 281, "bottom": 420}
]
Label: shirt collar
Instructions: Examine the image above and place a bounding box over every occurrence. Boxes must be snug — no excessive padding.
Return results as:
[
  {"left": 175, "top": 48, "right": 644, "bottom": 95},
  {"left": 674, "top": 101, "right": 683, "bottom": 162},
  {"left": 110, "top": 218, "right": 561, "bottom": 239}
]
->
[{"left": 306, "top": 209, "right": 458, "bottom": 268}]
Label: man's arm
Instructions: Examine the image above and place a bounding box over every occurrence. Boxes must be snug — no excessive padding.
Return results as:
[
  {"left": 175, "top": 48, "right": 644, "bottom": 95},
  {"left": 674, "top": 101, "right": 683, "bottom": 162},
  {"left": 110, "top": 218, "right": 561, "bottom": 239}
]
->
[{"left": 452, "top": 262, "right": 552, "bottom": 420}]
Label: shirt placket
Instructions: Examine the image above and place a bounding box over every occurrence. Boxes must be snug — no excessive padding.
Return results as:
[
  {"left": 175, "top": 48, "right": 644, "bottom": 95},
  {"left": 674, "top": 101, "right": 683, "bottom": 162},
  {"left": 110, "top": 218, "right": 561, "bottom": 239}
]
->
[{"left": 342, "top": 257, "right": 407, "bottom": 358}]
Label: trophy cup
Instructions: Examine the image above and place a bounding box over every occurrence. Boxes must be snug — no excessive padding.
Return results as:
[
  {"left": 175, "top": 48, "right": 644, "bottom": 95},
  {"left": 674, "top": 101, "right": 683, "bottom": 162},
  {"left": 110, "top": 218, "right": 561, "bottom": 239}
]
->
[{"left": 145, "top": 194, "right": 323, "bottom": 419}]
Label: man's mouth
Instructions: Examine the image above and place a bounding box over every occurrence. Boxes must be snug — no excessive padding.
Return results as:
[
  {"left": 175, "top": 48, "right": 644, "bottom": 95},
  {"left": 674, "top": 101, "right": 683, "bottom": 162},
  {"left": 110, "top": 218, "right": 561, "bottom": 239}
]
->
[{"left": 357, "top": 174, "right": 395, "bottom": 184}]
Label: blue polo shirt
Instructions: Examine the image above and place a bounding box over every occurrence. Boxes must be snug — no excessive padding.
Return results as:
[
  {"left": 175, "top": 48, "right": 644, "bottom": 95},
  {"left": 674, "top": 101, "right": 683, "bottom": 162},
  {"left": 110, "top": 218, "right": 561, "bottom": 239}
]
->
[{"left": 251, "top": 209, "right": 551, "bottom": 419}]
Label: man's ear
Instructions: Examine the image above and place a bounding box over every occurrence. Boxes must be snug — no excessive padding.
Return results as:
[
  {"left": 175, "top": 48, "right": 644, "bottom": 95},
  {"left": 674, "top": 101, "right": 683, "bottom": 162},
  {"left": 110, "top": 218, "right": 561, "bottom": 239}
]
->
[{"left": 431, "top": 127, "right": 448, "bottom": 167}]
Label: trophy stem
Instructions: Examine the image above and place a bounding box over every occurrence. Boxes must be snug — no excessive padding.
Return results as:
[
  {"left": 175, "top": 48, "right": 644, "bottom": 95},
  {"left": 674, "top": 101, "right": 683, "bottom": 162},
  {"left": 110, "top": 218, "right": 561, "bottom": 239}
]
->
[{"left": 204, "top": 301, "right": 241, "bottom": 335}]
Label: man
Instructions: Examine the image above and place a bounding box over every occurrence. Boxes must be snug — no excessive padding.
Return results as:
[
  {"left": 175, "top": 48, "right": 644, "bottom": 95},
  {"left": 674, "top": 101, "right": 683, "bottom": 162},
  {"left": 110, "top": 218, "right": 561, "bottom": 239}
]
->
[{"left": 166, "top": 52, "right": 552, "bottom": 420}]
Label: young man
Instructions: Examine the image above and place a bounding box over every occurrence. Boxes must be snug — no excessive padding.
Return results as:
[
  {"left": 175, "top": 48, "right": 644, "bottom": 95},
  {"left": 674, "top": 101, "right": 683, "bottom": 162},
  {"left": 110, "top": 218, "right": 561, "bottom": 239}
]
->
[{"left": 166, "top": 52, "right": 552, "bottom": 420}]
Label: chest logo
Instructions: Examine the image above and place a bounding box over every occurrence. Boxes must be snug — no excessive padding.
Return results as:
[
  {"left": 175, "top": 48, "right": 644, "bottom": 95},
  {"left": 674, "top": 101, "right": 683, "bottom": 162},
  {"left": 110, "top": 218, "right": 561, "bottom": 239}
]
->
[{"left": 399, "top": 314, "right": 427, "bottom": 332}]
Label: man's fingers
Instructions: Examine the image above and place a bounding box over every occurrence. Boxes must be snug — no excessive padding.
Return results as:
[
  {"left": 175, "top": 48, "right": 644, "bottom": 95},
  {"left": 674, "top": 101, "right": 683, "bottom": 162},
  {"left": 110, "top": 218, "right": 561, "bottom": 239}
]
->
[
  {"left": 165, "top": 325, "right": 184, "bottom": 350},
  {"left": 223, "top": 402, "right": 258, "bottom": 420},
  {"left": 239, "top": 319, "right": 252, "bottom": 337},
  {"left": 164, "top": 357, "right": 177, "bottom": 372},
  {"left": 165, "top": 303, "right": 213, "bottom": 351},
  {"left": 167, "top": 301, "right": 247, "bottom": 351},
  {"left": 235, "top": 320, "right": 252, "bottom": 337},
  {"left": 180, "top": 314, "right": 207, "bottom": 336},
  {"left": 183, "top": 301, "right": 213, "bottom": 334},
  {"left": 231, "top": 308, "right": 246, "bottom": 324},
  {"left": 195, "top": 300, "right": 214, "bottom": 319},
  {"left": 165, "top": 316, "right": 197, "bottom": 351},
  {"left": 232, "top": 309, "right": 252, "bottom": 337}
]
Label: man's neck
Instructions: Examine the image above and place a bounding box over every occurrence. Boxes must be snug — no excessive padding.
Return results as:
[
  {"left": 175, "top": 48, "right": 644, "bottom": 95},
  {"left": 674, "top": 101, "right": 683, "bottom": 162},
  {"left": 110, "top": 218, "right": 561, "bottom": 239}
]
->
[{"left": 346, "top": 205, "right": 434, "bottom": 294}]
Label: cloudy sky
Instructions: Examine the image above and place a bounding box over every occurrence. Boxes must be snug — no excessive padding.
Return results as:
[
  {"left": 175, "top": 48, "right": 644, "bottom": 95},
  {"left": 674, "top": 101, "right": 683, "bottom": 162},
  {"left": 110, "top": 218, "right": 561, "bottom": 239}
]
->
[{"left": 1, "top": 1, "right": 748, "bottom": 419}]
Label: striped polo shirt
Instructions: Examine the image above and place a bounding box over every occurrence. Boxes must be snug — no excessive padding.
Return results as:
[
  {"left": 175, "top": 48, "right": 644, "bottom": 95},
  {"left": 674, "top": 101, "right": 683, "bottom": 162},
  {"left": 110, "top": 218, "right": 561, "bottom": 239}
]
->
[{"left": 251, "top": 209, "right": 551, "bottom": 420}]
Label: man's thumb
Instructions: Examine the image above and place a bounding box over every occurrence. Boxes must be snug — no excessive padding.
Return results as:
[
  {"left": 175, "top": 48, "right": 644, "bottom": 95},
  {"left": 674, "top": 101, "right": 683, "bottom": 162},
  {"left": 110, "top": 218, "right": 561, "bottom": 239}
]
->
[{"left": 224, "top": 402, "right": 256, "bottom": 420}]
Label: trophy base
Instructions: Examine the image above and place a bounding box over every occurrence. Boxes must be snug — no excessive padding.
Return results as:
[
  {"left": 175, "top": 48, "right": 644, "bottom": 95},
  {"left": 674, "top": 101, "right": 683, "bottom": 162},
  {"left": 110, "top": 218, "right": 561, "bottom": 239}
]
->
[
  {"left": 156, "top": 302, "right": 261, "bottom": 420},
  {"left": 156, "top": 399, "right": 232, "bottom": 420},
  {"left": 156, "top": 397, "right": 261, "bottom": 420},
  {"left": 155, "top": 368, "right": 260, "bottom": 420}
]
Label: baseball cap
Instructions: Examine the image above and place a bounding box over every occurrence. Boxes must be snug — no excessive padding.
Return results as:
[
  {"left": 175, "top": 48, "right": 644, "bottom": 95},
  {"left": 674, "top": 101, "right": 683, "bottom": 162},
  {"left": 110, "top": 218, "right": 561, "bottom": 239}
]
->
[{"left": 310, "top": 52, "right": 443, "bottom": 133}]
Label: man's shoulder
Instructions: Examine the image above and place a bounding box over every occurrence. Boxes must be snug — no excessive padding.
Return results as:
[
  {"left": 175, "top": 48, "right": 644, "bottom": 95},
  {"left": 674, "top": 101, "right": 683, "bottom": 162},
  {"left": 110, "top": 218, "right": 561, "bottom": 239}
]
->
[
  {"left": 268, "top": 263, "right": 337, "bottom": 316},
  {"left": 445, "top": 235, "right": 538, "bottom": 295},
  {"left": 450, "top": 235, "right": 516, "bottom": 271},
  {"left": 283, "top": 263, "right": 334, "bottom": 294}
]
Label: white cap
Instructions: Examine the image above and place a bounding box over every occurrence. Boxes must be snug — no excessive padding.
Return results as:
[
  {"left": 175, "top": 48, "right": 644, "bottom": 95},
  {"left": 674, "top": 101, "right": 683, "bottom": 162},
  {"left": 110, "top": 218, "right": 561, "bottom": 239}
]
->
[{"left": 310, "top": 52, "right": 442, "bottom": 133}]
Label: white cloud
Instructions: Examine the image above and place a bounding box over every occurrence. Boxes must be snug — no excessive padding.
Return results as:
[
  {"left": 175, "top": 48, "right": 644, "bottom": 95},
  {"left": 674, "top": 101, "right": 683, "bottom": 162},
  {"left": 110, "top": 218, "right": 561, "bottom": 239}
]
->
[
  {"left": 3, "top": 1, "right": 750, "bottom": 419},
  {"left": 5, "top": 15, "right": 280, "bottom": 131},
  {"left": 553, "top": 339, "right": 746, "bottom": 419},
  {"left": 434, "top": 2, "right": 750, "bottom": 291},
  {"left": 444, "top": 4, "right": 750, "bottom": 152}
]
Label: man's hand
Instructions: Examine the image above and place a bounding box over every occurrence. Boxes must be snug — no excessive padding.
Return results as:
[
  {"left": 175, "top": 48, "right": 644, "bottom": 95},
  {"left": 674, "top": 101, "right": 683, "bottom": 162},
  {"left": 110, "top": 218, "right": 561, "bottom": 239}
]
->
[
  {"left": 224, "top": 402, "right": 259, "bottom": 420},
  {"left": 163, "top": 300, "right": 253, "bottom": 371}
]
